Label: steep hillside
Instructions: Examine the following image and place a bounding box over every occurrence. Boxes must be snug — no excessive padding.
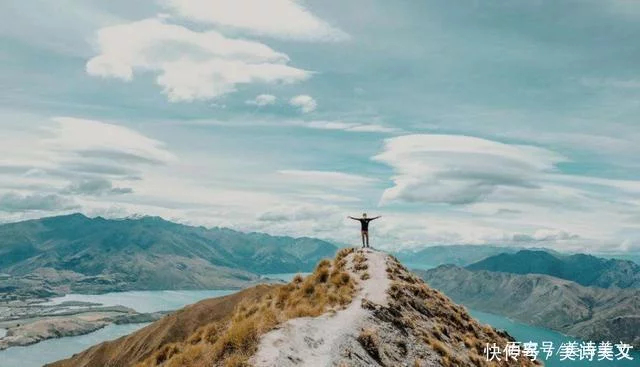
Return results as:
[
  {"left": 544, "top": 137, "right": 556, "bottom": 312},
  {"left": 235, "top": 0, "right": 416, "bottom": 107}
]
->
[
  {"left": 47, "top": 285, "right": 275, "bottom": 367},
  {"left": 49, "top": 249, "right": 538, "bottom": 367},
  {"left": 0, "top": 214, "right": 338, "bottom": 295},
  {"left": 467, "top": 250, "right": 640, "bottom": 288},
  {"left": 422, "top": 265, "right": 640, "bottom": 347}
]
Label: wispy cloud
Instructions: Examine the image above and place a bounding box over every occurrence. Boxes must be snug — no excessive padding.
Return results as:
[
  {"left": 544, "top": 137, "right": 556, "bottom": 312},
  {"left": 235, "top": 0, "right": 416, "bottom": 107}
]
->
[
  {"left": 61, "top": 178, "right": 133, "bottom": 196},
  {"left": 302, "top": 120, "right": 400, "bottom": 134},
  {"left": 246, "top": 94, "right": 277, "bottom": 106},
  {"left": 278, "top": 170, "right": 378, "bottom": 188},
  {"left": 0, "top": 192, "right": 77, "bottom": 213},
  {"left": 49, "top": 117, "right": 176, "bottom": 165},
  {"left": 162, "top": 0, "right": 349, "bottom": 41}
]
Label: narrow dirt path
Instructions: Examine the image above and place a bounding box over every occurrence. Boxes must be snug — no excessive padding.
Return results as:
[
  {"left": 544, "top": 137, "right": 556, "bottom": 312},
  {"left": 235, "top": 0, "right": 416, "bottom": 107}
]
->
[{"left": 251, "top": 249, "right": 390, "bottom": 367}]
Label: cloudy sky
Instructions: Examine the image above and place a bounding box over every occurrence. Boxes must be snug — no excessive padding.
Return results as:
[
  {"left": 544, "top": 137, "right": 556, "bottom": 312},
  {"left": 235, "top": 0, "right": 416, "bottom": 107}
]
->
[{"left": 1, "top": 0, "right": 640, "bottom": 252}]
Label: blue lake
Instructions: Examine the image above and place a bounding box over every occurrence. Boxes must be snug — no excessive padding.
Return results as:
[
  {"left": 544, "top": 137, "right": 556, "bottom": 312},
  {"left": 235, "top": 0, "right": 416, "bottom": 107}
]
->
[
  {"left": 40, "top": 289, "right": 236, "bottom": 313},
  {"left": 261, "top": 272, "right": 311, "bottom": 282},
  {"left": 0, "top": 323, "right": 148, "bottom": 367}
]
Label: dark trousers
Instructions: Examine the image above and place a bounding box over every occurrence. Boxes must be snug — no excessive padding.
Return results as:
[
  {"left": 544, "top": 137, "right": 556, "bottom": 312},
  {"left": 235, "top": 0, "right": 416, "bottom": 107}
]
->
[{"left": 361, "top": 231, "right": 369, "bottom": 247}]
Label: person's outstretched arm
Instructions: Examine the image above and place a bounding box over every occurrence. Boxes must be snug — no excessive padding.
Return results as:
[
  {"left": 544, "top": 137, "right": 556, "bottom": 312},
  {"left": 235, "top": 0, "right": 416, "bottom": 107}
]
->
[
  {"left": 371, "top": 216, "right": 382, "bottom": 220},
  {"left": 347, "top": 216, "right": 358, "bottom": 220}
]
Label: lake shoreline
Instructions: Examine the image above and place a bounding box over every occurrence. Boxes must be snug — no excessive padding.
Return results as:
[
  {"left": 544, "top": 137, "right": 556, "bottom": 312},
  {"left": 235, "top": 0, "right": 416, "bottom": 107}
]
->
[
  {"left": 0, "top": 299, "right": 167, "bottom": 351},
  {"left": 0, "top": 276, "right": 291, "bottom": 352}
]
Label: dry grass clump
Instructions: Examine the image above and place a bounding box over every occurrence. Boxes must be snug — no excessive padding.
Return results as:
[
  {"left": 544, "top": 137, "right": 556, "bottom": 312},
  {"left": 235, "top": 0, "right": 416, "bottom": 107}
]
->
[
  {"left": 336, "top": 247, "right": 355, "bottom": 261},
  {"left": 357, "top": 328, "right": 382, "bottom": 363},
  {"left": 353, "top": 253, "right": 369, "bottom": 272},
  {"left": 154, "top": 344, "right": 181, "bottom": 365},
  {"left": 137, "top": 248, "right": 359, "bottom": 367},
  {"left": 424, "top": 336, "right": 449, "bottom": 356},
  {"left": 360, "top": 271, "right": 370, "bottom": 280}
]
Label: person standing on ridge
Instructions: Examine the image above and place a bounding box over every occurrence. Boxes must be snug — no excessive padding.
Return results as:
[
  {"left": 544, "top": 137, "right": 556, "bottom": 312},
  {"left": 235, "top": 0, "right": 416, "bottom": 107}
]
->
[{"left": 348, "top": 213, "right": 381, "bottom": 248}]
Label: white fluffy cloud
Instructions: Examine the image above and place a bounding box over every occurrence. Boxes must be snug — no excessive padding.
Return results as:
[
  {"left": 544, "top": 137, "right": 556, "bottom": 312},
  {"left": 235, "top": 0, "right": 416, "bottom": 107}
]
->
[
  {"left": 162, "top": 0, "right": 348, "bottom": 41},
  {"left": 0, "top": 117, "right": 176, "bottom": 210},
  {"left": 86, "top": 18, "right": 311, "bottom": 101},
  {"left": 289, "top": 94, "right": 317, "bottom": 113},
  {"left": 48, "top": 117, "right": 176, "bottom": 165},
  {"left": 374, "top": 134, "right": 567, "bottom": 205},
  {"left": 246, "top": 94, "right": 277, "bottom": 106}
]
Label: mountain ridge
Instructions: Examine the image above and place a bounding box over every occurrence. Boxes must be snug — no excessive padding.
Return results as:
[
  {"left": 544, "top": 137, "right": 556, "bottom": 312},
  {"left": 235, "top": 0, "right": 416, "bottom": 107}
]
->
[
  {"left": 47, "top": 249, "right": 538, "bottom": 367},
  {"left": 0, "top": 213, "right": 338, "bottom": 297},
  {"left": 467, "top": 249, "right": 640, "bottom": 288}
]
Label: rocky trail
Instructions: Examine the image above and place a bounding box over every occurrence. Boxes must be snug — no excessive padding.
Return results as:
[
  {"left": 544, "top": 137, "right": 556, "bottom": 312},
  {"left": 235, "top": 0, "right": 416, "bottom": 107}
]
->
[{"left": 252, "top": 249, "right": 390, "bottom": 366}]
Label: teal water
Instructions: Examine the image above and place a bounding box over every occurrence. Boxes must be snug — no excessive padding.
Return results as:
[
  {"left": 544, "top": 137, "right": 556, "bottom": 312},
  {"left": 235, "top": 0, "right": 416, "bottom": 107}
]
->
[
  {"left": 405, "top": 263, "right": 437, "bottom": 271},
  {"left": 470, "top": 310, "right": 639, "bottom": 366},
  {"left": 41, "top": 289, "right": 236, "bottom": 313},
  {"left": 0, "top": 323, "right": 148, "bottom": 367},
  {"left": 261, "top": 272, "right": 311, "bottom": 282}
]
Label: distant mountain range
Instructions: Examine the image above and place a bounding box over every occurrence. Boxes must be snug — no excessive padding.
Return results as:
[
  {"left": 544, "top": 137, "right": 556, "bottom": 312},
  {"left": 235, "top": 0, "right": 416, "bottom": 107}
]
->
[
  {"left": 421, "top": 265, "right": 640, "bottom": 347},
  {"left": 0, "top": 214, "right": 338, "bottom": 297},
  {"left": 467, "top": 250, "right": 640, "bottom": 288},
  {"left": 394, "top": 245, "right": 523, "bottom": 267}
]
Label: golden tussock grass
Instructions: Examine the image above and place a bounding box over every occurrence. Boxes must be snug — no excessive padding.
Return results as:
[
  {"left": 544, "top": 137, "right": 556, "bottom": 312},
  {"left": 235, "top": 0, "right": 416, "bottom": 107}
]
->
[
  {"left": 357, "top": 328, "right": 381, "bottom": 362},
  {"left": 425, "top": 336, "right": 450, "bottom": 357},
  {"left": 137, "top": 249, "right": 359, "bottom": 367}
]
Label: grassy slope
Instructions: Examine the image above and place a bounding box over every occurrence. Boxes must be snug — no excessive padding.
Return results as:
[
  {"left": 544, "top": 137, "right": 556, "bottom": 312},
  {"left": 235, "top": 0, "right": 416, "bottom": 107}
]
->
[{"left": 48, "top": 248, "right": 358, "bottom": 367}]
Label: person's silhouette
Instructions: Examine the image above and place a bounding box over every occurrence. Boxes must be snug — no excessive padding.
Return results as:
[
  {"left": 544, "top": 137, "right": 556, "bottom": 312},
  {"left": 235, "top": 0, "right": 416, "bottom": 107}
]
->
[{"left": 348, "top": 213, "right": 381, "bottom": 248}]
